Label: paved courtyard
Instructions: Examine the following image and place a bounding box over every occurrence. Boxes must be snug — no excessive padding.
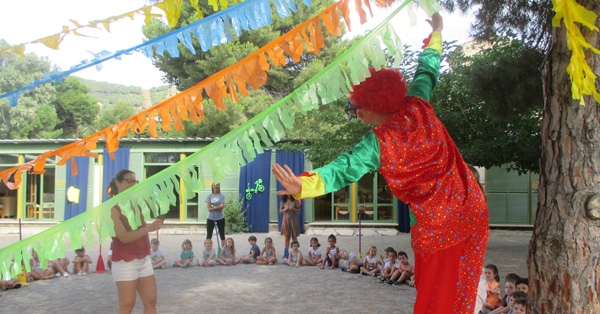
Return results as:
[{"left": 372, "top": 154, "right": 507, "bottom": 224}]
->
[{"left": 0, "top": 228, "right": 531, "bottom": 313}]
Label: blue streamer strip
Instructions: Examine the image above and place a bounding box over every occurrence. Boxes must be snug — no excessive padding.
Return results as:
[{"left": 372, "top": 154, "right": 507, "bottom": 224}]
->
[{"left": 0, "top": 0, "right": 311, "bottom": 106}]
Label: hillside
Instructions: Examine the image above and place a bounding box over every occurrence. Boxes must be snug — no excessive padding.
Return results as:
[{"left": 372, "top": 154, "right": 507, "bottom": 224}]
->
[{"left": 77, "top": 77, "right": 178, "bottom": 110}]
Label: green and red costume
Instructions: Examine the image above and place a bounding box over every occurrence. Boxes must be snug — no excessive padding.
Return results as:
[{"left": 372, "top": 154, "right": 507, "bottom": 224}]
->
[{"left": 294, "top": 32, "right": 489, "bottom": 313}]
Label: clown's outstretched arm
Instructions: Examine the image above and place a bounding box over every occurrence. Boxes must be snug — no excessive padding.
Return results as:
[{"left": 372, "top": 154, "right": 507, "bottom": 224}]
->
[
  {"left": 272, "top": 132, "right": 381, "bottom": 199},
  {"left": 406, "top": 13, "right": 443, "bottom": 101}
]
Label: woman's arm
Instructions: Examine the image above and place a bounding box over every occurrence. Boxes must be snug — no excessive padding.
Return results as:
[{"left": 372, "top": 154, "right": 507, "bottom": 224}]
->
[
  {"left": 111, "top": 206, "right": 162, "bottom": 244},
  {"left": 292, "top": 200, "right": 301, "bottom": 212},
  {"left": 206, "top": 194, "right": 225, "bottom": 212},
  {"left": 279, "top": 201, "right": 285, "bottom": 213}
]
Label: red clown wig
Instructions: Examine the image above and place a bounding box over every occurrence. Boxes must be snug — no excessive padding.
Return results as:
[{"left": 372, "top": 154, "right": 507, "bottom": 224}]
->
[{"left": 349, "top": 67, "right": 409, "bottom": 115}]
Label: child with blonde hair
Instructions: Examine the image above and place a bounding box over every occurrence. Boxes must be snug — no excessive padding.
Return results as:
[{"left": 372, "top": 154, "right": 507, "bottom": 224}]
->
[
  {"left": 198, "top": 239, "right": 217, "bottom": 267},
  {"left": 28, "top": 249, "right": 54, "bottom": 280},
  {"left": 339, "top": 249, "right": 363, "bottom": 273},
  {"left": 257, "top": 237, "right": 277, "bottom": 265},
  {"left": 305, "top": 237, "right": 322, "bottom": 266},
  {"left": 218, "top": 238, "right": 240, "bottom": 266},
  {"left": 360, "top": 246, "right": 381, "bottom": 277},
  {"left": 172, "top": 239, "right": 194, "bottom": 268}
]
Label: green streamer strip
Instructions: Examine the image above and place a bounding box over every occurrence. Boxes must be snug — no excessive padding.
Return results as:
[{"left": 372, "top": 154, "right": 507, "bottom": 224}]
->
[{"left": 0, "top": 0, "right": 442, "bottom": 277}]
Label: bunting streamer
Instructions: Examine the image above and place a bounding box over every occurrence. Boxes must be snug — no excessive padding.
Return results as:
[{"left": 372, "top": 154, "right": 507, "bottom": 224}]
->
[
  {"left": 0, "top": 0, "right": 440, "bottom": 278},
  {"left": 552, "top": 0, "right": 600, "bottom": 105},
  {"left": 0, "top": 0, "right": 238, "bottom": 58},
  {"left": 0, "top": 0, "right": 312, "bottom": 106},
  {"left": 0, "top": 0, "right": 355, "bottom": 187}
]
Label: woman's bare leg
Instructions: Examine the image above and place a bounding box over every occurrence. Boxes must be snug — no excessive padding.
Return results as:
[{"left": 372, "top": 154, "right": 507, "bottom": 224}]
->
[
  {"left": 137, "top": 275, "right": 157, "bottom": 314},
  {"left": 115, "top": 280, "right": 138, "bottom": 314}
]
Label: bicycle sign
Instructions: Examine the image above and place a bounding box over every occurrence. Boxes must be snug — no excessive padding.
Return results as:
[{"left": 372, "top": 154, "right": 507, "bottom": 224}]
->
[{"left": 245, "top": 178, "right": 265, "bottom": 200}]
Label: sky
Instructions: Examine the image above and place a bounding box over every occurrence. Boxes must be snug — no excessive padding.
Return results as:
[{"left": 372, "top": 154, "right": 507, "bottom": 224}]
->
[{"left": 0, "top": 0, "right": 475, "bottom": 89}]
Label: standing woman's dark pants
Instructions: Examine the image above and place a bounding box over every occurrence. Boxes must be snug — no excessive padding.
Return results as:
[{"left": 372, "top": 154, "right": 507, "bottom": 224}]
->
[{"left": 206, "top": 218, "right": 225, "bottom": 243}]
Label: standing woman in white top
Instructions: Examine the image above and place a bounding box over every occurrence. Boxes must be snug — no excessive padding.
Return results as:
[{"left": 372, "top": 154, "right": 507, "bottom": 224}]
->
[{"left": 205, "top": 183, "right": 226, "bottom": 246}]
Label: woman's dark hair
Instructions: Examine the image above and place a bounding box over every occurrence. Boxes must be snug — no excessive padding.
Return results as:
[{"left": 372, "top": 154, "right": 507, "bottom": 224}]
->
[
  {"left": 281, "top": 195, "right": 289, "bottom": 202},
  {"left": 107, "top": 169, "right": 135, "bottom": 197}
]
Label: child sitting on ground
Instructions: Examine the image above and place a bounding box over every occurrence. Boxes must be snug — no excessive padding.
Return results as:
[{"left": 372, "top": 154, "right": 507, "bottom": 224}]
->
[
  {"left": 72, "top": 247, "right": 93, "bottom": 276},
  {"left": 360, "top": 246, "right": 381, "bottom": 277},
  {"left": 257, "top": 237, "right": 277, "bottom": 265},
  {"left": 392, "top": 251, "right": 414, "bottom": 286},
  {"left": 321, "top": 234, "right": 339, "bottom": 270},
  {"left": 172, "top": 239, "right": 194, "bottom": 268},
  {"left": 283, "top": 241, "right": 303, "bottom": 267},
  {"left": 218, "top": 238, "right": 240, "bottom": 266},
  {"left": 480, "top": 264, "right": 502, "bottom": 314},
  {"left": 338, "top": 249, "right": 363, "bottom": 273},
  {"left": 490, "top": 273, "right": 520, "bottom": 314},
  {"left": 516, "top": 278, "right": 528, "bottom": 294},
  {"left": 506, "top": 291, "right": 527, "bottom": 314},
  {"left": 377, "top": 247, "right": 393, "bottom": 280},
  {"left": 382, "top": 249, "right": 400, "bottom": 285},
  {"left": 304, "top": 237, "right": 322, "bottom": 266},
  {"left": 150, "top": 238, "right": 167, "bottom": 269},
  {"left": 28, "top": 249, "right": 54, "bottom": 280},
  {"left": 512, "top": 297, "right": 527, "bottom": 314},
  {"left": 50, "top": 257, "right": 70, "bottom": 278},
  {"left": 198, "top": 239, "right": 217, "bottom": 267},
  {"left": 240, "top": 235, "right": 261, "bottom": 264}
]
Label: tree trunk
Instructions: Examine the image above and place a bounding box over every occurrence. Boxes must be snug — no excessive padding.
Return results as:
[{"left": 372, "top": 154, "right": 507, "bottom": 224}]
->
[{"left": 529, "top": 1, "right": 600, "bottom": 313}]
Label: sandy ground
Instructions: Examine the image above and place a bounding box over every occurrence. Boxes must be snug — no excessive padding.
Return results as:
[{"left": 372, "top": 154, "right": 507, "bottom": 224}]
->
[{"left": 0, "top": 230, "right": 531, "bottom": 313}]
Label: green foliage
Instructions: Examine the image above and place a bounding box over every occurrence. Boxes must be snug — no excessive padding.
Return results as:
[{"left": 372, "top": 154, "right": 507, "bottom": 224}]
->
[
  {"left": 54, "top": 77, "right": 100, "bottom": 138},
  {"left": 142, "top": 0, "right": 344, "bottom": 98},
  {"left": 95, "top": 100, "right": 137, "bottom": 130},
  {"left": 439, "top": 0, "right": 553, "bottom": 47},
  {"left": 430, "top": 39, "right": 542, "bottom": 174},
  {"left": 223, "top": 194, "right": 250, "bottom": 234},
  {"left": 79, "top": 78, "right": 145, "bottom": 107},
  {"left": 0, "top": 49, "right": 58, "bottom": 139},
  {"left": 454, "top": 37, "right": 544, "bottom": 118},
  {"left": 173, "top": 89, "right": 272, "bottom": 138}
]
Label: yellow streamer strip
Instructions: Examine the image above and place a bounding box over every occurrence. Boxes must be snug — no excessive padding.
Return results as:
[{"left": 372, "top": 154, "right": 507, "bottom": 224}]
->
[
  {"left": 552, "top": 0, "right": 600, "bottom": 105},
  {"left": 0, "top": 0, "right": 213, "bottom": 57},
  {"left": 0, "top": 0, "right": 400, "bottom": 189},
  {"left": 0, "top": 1, "right": 349, "bottom": 189}
]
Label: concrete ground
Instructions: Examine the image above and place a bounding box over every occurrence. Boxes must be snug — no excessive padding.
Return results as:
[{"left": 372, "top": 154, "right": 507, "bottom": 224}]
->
[{"left": 0, "top": 228, "right": 531, "bottom": 313}]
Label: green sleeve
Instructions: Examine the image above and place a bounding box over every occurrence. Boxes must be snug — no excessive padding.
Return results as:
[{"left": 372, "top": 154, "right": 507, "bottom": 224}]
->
[
  {"left": 405, "top": 48, "right": 441, "bottom": 101},
  {"left": 314, "top": 131, "right": 381, "bottom": 194}
]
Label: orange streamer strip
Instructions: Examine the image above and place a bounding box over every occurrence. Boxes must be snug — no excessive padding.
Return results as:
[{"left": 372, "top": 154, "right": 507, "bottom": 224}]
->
[{"left": 0, "top": 0, "right": 396, "bottom": 189}]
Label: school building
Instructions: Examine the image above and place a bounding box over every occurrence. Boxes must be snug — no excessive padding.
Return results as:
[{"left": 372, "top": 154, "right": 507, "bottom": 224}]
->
[{"left": 0, "top": 139, "right": 538, "bottom": 231}]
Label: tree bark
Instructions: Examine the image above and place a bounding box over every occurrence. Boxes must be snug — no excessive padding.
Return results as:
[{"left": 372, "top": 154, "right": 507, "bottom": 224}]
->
[{"left": 529, "top": 1, "right": 600, "bottom": 313}]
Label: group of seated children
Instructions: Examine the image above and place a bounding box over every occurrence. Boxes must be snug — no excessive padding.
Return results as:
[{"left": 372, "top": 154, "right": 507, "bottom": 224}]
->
[
  {"left": 168, "top": 236, "right": 267, "bottom": 267},
  {"left": 479, "top": 264, "right": 529, "bottom": 314},
  {"left": 24, "top": 246, "right": 93, "bottom": 284},
  {"left": 165, "top": 233, "right": 414, "bottom": 283}
]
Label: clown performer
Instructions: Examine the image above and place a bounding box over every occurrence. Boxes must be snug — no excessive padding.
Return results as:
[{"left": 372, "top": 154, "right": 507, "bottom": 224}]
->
[{"left": 272, "top": 13, "right": 489, "bottom": 314}]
